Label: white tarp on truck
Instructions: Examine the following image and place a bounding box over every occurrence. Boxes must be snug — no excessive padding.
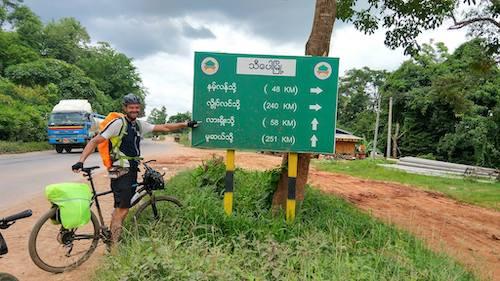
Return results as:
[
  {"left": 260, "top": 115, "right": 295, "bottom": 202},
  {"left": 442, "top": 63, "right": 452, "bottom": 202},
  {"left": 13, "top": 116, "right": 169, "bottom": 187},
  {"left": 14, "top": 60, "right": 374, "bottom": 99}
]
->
[{"left": 52, "top": 99, "right": 92, "bottom": 113}]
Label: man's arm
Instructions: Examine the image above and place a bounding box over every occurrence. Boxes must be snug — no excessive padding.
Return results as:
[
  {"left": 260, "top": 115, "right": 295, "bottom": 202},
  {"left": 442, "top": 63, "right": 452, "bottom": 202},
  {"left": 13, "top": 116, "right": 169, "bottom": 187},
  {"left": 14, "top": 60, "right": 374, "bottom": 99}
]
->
[
  {"left": 153, "top": 121, "right": 198, "bottom": 132},
  {"left": 72, "top": 135, "right": 106, "bottom": 172},
  {"left": 152, "top": 121, "right": 189, "bottom": 133}
]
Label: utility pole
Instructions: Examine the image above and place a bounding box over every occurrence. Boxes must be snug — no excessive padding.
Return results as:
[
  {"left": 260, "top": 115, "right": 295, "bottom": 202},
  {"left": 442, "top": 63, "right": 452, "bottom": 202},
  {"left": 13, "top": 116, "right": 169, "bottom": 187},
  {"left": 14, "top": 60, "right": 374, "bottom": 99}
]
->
[
  {"left": 371, "top": 87, "right": 381, "bottom": 159},
  {"left": 386, "top": 96, "right": 393, "bottom": 159}
]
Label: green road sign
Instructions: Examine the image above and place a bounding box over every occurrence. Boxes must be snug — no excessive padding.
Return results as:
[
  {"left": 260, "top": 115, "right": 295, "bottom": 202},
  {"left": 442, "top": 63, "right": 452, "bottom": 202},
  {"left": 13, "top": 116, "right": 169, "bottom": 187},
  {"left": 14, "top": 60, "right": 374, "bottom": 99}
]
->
[{"left": 192, "top": 52, "right": 339, "bottom": 154}]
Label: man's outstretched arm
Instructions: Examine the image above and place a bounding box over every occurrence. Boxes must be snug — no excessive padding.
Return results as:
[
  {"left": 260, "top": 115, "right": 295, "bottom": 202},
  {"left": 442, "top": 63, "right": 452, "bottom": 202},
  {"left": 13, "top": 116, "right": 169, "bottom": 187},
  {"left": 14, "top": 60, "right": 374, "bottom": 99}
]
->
[{"left": 153, "top": 120, "right": 198, "bottom": 133}]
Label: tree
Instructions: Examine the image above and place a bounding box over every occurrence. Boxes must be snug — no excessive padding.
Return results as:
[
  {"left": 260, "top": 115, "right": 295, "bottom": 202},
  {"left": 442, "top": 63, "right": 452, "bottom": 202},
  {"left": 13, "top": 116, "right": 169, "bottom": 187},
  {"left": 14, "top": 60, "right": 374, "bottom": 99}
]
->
[
  {"left": 273, "top": 0, "right": 500, "bottom": 209},
  {"left": 272, "top": 0, "right": 337, "bottom": 208},
  {"left": 0, "top": 31, "right": 39, "bottom": 74},
  {"left": 337, "top": 67, "right": 388, "bottom": 138},
  {"left": 438, "top": 115, "right": 499, "bottom": 166},
  {"left": 0, "top": 0, "right": 22, "bottom": 28},
  {"left": 168, "top": 112, "right": 191, "bottom": 123},
  {"left": 42, "top": 17, "right": 90, "bottom": 63},
  {"left": 5, "top": 58, "right": 102, "bottom": 102},
  {"left": 337, "top": 0, "right": 499, "bottom": 55},
  {"left": 147, "top": 106, "right": 168, "bottom": 125},
  {"left": 0, "top": 77, "right": 55, "bottom": 142},
  {"left": 382, "top": 39, "right": 499, "bottom": 167},
  {"left": 76, "top": 42, "right": 145, "bottom": 112},
  {"left": 7, "top": 5, "right": 43, "bottom": 50},
  {"left": 0, "top": 6, "right": 148, "bottom": 142},
  {"left": 449, "top": 0, "right": 500, "bottom": 57}
]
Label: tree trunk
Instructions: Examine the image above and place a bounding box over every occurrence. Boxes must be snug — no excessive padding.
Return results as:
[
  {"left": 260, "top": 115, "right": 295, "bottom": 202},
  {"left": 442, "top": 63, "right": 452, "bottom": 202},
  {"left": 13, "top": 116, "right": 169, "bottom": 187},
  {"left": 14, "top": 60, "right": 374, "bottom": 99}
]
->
[
  {"left": 392, "top": 122, "right": 400, "bottom": 158},
  {"left": 272, "top": 0, "right": 337, "bottom": 210},
  {"left": 386, "top": 97, "right": 393, "bottom": 158},
  {"left": 371, "top": 89, "right": 381, "bottom": 159}
]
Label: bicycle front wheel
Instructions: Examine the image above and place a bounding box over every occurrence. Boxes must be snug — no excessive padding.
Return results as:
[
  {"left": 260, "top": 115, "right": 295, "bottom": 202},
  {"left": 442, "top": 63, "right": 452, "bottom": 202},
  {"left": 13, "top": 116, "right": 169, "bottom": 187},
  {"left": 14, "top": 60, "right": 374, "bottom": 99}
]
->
[
  {"left": 28, "top": 207, "right": 100, "bottom": 273},
  {"left": 133, "top": 195, "right": 182, "bottom": 225}
]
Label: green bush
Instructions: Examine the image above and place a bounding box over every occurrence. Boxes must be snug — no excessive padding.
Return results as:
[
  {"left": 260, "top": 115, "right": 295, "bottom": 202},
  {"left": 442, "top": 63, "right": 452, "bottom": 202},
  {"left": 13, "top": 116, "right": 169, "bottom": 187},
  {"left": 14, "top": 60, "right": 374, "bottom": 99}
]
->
[{"left": 192, "top": 156, "right": 226, "bottom": 196}]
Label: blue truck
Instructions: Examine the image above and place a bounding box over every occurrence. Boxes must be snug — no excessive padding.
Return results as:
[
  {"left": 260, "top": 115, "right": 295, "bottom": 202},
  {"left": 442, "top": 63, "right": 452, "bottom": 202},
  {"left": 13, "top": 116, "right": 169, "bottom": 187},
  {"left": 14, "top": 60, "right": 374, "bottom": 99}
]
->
[{"left": 47, "top": 99, "right": 105, "bottom": 153}]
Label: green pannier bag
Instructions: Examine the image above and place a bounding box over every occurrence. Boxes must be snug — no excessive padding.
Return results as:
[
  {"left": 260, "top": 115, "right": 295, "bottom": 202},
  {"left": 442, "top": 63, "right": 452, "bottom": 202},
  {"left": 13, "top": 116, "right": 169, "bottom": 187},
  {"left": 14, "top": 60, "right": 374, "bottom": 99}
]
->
[{"left": 45, "top": 183, "right": 92, "bottom": 229}]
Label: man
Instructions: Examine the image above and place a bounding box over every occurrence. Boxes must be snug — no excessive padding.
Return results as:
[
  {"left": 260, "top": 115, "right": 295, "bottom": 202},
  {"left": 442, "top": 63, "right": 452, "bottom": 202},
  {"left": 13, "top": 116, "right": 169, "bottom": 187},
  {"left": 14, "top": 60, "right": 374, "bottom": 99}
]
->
[{"left": 72, "top": 93, "right": 197, "bottom": 243}]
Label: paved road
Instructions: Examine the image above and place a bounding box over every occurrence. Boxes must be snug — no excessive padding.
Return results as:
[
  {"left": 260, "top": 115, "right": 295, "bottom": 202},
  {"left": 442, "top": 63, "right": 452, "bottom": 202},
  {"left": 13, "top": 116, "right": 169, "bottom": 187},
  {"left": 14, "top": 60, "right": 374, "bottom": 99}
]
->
[{"left": 0, "top": 140, "right": 174, "bottom": 209}]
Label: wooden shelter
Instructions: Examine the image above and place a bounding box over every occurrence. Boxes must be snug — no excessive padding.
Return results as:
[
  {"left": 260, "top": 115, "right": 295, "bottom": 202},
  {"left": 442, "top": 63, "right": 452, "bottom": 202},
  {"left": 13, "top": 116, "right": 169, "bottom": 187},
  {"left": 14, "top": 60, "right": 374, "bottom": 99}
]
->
[{"left": 335, "top": 128, "right": 362, "bottom": 155}]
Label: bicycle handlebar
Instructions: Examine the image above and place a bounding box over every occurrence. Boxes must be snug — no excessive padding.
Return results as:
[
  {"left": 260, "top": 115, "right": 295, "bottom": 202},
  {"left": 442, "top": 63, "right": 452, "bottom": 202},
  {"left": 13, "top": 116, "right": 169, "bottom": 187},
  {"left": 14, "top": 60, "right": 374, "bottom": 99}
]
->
[{"left": 0, "top": 209, "right": 32, "bottom": 229}]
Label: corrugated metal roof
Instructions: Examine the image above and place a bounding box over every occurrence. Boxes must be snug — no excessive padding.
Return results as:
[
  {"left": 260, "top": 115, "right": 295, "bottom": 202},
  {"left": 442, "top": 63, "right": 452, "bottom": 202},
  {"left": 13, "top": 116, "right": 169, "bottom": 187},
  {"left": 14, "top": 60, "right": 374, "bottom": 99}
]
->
[
  {"left": 336, "top": 134, "right": 362, "bottom": 142},
  {"left": 335, "top": 128, "right": 362, "bottom": 142},
  {"left": 336, "top": 128, "right": 354, "bottom": 135}
]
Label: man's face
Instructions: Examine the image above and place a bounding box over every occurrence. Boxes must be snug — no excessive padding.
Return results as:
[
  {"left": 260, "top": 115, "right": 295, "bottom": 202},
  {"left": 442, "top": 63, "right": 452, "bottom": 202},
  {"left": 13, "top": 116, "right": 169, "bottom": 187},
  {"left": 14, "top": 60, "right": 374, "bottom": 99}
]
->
[{"left": 124, "top": 104, "right": 141, "bottom": 120}]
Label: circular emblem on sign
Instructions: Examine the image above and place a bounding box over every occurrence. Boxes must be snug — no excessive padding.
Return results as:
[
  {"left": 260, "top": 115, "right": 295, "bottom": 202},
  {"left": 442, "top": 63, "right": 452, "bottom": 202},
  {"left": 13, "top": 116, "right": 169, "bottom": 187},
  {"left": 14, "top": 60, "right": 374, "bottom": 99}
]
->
[
  {"left": 314, "top": 62, "right": 332, "bottom": 80},
  {"left": 201, "top": 57, "right": 219, "bottom": 75}
]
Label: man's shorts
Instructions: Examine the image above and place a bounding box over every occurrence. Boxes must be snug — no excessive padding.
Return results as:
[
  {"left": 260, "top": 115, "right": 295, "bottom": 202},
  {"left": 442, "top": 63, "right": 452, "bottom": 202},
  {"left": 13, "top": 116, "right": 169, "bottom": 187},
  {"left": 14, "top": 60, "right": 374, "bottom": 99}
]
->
[{"left": 110, "top": 168, "right": 138, "bottom": 209}]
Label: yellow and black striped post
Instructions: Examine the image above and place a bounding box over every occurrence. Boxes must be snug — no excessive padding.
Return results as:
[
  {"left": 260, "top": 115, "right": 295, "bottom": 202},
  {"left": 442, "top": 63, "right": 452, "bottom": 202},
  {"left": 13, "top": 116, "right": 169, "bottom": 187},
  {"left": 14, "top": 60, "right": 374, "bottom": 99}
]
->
[
  {"left": 286, "top": 152, "right": 298, "bottom": 222},
  {"left": 224, "top": 149, "right": 235, "bottom": 216}
]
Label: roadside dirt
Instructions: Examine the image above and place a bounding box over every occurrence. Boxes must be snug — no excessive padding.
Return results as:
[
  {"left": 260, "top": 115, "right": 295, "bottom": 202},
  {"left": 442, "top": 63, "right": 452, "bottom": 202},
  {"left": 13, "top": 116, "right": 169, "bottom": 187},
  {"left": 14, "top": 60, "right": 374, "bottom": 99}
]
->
[
  {"left": 309, "top": 170, "right": 500, "bottom": 281},
  {"left": 1, "top": 140, "right": 499, "bottom": 280}
]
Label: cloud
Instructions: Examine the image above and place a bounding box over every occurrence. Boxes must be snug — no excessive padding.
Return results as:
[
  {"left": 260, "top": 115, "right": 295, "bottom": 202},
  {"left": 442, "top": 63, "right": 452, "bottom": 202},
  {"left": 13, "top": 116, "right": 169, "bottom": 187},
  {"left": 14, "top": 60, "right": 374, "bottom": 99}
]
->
[
  {"left": 24, "top": 0, "right": 322, "bottom": 57},
  {"left": 137, "top": 16, "right": 467, "bottom": 117},
  {"left": 87, "top": 16, "right": 219, "bottom": 58},
  {"left": 137, "top": 16, "right": 305, "bottom": 116},
  {"left": 135, "top": 53, "right": 193, "bottom": 115},
  {"left": 23, "top": 0, "right": 469, "bottom": 117},
  {"left": 331, "top": 18, "right": 468, "bottom": 74},
  {"left": 182, "top": 23, "right": 215, "bottom": 39},
  {"left": 87, "top": 16, "right": 180, "bottom": 58}
]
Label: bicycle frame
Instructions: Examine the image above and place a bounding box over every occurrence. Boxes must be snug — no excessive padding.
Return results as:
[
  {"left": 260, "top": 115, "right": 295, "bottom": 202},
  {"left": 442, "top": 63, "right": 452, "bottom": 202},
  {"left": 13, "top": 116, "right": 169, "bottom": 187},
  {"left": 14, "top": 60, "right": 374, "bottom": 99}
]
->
[
  {"left": 28, "top": 161, "right": 174, "bottom": 274},
  {"left": 85, "top": 170, "right": 111, "bottom": 230},
  {"left": 83, "top": 166, "right": 157, "bottom": 229}
]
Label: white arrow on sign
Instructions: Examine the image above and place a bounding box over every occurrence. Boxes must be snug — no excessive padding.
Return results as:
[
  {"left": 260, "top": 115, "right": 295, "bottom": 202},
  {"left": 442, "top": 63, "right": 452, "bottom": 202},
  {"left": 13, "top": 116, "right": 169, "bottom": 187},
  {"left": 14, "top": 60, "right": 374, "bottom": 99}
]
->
[
  {"left": 310, "top": 135, "right": 318, "bottom": 148},
  {"left": 310, "top": 87, "right": 323, "bottom": 95},
  {"left": 311, "top": 118, "right": 319, "bottom": 131},
  {"left": 309, "top": 104, "right": 322, "bottom": 111}
]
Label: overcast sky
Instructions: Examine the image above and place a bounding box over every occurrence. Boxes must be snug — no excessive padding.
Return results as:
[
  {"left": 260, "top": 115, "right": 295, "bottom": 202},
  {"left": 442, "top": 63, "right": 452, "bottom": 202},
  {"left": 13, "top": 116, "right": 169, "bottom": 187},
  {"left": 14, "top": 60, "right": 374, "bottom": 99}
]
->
[{"left": 24, "top": 0, "right": 468, "bottom": 116}]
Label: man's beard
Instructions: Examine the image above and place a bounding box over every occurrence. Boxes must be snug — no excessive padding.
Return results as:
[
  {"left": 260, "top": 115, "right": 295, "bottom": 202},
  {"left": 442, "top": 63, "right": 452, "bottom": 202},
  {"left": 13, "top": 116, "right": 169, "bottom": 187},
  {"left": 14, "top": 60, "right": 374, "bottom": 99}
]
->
[{"left": 126, "top": 113, "right": 138, "bottom": 121}]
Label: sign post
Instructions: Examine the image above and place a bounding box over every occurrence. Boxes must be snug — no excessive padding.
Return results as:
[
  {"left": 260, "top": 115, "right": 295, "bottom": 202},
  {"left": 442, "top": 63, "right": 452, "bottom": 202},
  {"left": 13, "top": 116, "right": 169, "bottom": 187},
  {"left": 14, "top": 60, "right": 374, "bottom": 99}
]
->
[
  {"left": 224, "top": 149, "right": 235, "bottom": 215},
  {"left": 192, "top": 52, "right": 339, "bottom": 219},
  {"left": 286, "top": 152, "right": 298, "bottom": 222}
]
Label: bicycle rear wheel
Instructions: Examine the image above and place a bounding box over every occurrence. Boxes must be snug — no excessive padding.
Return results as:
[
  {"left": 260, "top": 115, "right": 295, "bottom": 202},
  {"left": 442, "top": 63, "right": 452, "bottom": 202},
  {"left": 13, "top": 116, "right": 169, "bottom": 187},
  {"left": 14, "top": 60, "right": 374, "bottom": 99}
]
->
[
  {"left": 133, "top": 195, "right": 182, "bottom": 225},
  {"left": 28, "top": 207, "right": 100, "bottom": 273},
  {"left": 0, "top": 272, "right": 19, "bottom": 281}
]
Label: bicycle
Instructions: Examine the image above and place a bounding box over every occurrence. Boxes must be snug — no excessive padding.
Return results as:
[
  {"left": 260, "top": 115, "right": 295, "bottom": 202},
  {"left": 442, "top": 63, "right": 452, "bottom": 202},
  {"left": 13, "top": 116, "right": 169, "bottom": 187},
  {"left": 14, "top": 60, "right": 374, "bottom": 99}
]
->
[
  {"left": 28, "top": 160, "right": 182, "bottom": 273},
  {"left": 0, "top": 209, "right": 33, "bottom": 281}
]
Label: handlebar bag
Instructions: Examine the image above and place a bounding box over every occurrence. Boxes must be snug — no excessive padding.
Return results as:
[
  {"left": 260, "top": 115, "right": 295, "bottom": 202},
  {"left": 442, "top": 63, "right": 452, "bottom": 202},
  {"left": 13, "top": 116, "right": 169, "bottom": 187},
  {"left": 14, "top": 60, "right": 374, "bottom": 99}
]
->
[
  {"left": 45, "top": 183, "right": 92, "bottom": 229},
  {"left": 0, "top": 233, "right": 7, "bottom": 255}
]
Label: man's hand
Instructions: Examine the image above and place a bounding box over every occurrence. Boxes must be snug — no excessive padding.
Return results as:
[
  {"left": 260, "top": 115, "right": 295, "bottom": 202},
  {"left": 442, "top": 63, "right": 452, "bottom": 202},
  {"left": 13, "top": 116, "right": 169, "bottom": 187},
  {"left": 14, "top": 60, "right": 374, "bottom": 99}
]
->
[
  {"left": 72, "top": 162, "right": 84, "bottom": 173},
  {"left": 187, "top": 120, "right": 199, "bottom": 128}
]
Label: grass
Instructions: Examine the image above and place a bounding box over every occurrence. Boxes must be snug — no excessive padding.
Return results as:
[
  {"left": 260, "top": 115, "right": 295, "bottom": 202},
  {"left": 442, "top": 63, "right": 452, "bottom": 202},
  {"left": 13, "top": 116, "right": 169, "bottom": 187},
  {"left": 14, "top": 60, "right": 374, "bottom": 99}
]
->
[
  {"left": 178, "top": 132, "right": 190, "bottom": 146},
  {"left": 92, "top": 158, "right": 477, "bottom": 281},
  {"left": 0, "top": 141, "right": 52, "bottom": 154},
  {"left": 314, "top": 159, "right": 500, "bottom": 210}
]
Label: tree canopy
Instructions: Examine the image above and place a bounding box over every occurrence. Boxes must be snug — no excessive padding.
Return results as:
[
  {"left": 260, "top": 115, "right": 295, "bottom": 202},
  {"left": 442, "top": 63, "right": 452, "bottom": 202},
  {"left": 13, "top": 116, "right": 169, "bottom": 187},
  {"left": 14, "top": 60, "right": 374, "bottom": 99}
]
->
[
  {"left": 0, "top": 5, "right": 145, "bottom": 142},
  {"left": 338, "top": 0, "right": 500, "bottom": 55},
  {"left": 339, "top": 39, "right": 499, "bottom": 168},
  {"left": 147, "top": 106, "right": 168, "bottom": 125}
]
